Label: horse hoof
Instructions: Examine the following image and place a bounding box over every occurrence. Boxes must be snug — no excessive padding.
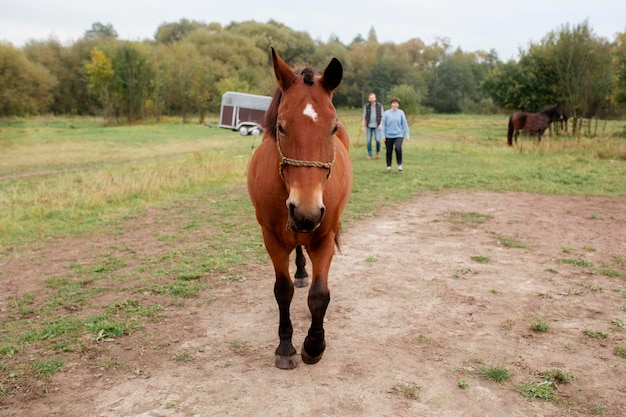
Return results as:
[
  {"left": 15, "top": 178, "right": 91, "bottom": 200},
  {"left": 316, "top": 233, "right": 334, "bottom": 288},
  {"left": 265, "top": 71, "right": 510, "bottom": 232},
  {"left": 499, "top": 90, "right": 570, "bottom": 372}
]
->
[
  {"left": 275, "top": 354, "right": 298, "bottom": 369},
  {"left": 301, "top": 344, "right": 324, "bottom": 365},
  {"left": 294, "top": 277, "right": 309, "bottom": 288}
]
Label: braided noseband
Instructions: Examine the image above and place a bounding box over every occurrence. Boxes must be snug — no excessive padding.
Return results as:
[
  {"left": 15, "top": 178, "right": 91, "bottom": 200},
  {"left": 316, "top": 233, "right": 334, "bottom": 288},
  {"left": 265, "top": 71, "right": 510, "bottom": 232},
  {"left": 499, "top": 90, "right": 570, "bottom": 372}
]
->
[{"left": 276, "top": 131, "right": 336, "bottom": 181}]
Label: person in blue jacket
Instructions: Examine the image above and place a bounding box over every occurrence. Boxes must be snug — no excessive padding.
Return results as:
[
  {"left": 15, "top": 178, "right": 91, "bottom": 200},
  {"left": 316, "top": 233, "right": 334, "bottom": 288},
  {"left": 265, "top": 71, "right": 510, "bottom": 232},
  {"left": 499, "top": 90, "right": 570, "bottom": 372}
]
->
[{"left": 381, "top": 97, "right": 410, "bottom": 172}]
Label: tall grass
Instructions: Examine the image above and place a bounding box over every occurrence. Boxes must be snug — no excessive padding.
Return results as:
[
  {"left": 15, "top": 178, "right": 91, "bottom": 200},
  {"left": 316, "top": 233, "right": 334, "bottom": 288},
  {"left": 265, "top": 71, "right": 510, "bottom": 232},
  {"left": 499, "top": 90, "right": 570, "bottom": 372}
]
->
[
  {"left": 0, "top": 118, "right": 252, "bottom": 247},
  {"left": 0, "top": 117, "right": 240, "bottom": 176},
  {"left": 1, "top": 152, "right": 247, "bottom": 244},
  {"left": 1, "top": 113, "right": 625, "bottom": 249}
]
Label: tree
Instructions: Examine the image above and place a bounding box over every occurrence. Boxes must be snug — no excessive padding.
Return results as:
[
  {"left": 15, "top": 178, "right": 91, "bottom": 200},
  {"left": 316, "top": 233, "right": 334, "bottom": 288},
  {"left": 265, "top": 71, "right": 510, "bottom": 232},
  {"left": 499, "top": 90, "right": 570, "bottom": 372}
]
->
[
  {"left": 152, "top": 41, "right": 221, "bottom": 122},
  {"left": 225, "top": 20, "right": 314, "bottom": 65},
  {"left": 186, "top": 28, "right": 267, "bottom": 101},
  {"left": 0, "top": 43, "right": 57, "bottom": 115},
  {"left": 85, "top": 47, "right": 115, "bottom": 121},
  {"left": 543, "top": 21, "right": 613, "bottom": 120},
  {"left": 387, "top": 84, "right": 421, "bottom": 115},
  {"left": 84, "top": 22, "right": 118, "bottom": 41},
  {"left": 613, "top": 31, "right": 626, "bottom": 108},
  {"left": 112, "top": 42, "right": 154, "bottom": 123},
  {"left": 150, "top": 44, "right": 174, "bottom": 119},
  {"left": 427, "top": 51, "right": 485, "bottom": 113},
  {"left": 408, "top": 37, "right": 451, "bottom": 110},
  {"left": 23, "top": 39, "right": 91, "bottom": 115},
  {"left": 482, "top": 60, "right": 526, "bottom": 110},
  {"left": 364, "top": 27, "right": 380, "bottom": 67},
  {"left": 155, "top": 19, "right": 209, "bottom": 44},
  {"left": 309, "top": 40, "right": 350, "bottom": 106},
  {"left": 344, "top": 42, "right": 373, "bottom": 107},
  {"left": 368, "top": 58, "right": 395, "bottom": 103},
  {"left": 308, "top": 39, "right": 349, "bottom": 71},
  {"left": 6, "top": 18, "right": 623, "bottom": 120},
  {"left": 22, "top": 39, "right": 64, "bottom": 113},
  {"left": 483, "top": 44, "right": 560, "bottom": 112},
  {"left": 66, "top": 33, "right": 119, "bottom": 115}
]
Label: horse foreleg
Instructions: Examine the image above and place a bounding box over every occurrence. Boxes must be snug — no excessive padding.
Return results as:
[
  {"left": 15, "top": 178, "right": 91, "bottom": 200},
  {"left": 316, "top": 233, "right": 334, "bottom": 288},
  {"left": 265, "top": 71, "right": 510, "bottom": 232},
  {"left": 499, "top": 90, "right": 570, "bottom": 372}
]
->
[
  {"left": 301, "top": 238, "right": 334, "bottom": 365},
  {"left": 514, "top": 129, "right": 519, "bottom": 144},
  {"left": 264, "top": 232, "right": 298, "bottom": 369},
  {"left": 301, "top": 276, "right": 330, "bottom": 364},
  {"left": 274, "top": 271, "right": 297, "bottom": 369},
  {"left": 294, "top": 245, "right": 309, "bottom": 288}
]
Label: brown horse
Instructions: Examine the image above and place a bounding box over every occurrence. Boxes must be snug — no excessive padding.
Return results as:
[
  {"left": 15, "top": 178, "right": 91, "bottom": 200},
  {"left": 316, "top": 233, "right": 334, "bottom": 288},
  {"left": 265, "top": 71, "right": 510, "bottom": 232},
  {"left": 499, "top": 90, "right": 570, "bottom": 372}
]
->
[
  {"left": 507, "top": 104, "right": 566, "bottom": 146},
  {"left": 247, "top": 48, "right": 353, "bottom": 369}
]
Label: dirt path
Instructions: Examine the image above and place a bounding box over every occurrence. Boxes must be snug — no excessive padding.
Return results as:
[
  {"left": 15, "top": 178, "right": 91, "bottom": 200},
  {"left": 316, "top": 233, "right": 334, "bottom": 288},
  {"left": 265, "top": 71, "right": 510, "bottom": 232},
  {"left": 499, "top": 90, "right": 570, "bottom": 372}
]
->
[{"left": 2, "top": 191, "right": 626, "bottom": 416}]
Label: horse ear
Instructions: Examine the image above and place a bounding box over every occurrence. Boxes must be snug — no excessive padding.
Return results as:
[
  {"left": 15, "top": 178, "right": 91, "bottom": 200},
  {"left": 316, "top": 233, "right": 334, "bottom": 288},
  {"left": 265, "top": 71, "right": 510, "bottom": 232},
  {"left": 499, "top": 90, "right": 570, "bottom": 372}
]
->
[
  {"left": 321, "top": 57, "right": 343, "bottom": 93},
  {"left": 271, "top": 47, "right": 297, "bottom": 91}
]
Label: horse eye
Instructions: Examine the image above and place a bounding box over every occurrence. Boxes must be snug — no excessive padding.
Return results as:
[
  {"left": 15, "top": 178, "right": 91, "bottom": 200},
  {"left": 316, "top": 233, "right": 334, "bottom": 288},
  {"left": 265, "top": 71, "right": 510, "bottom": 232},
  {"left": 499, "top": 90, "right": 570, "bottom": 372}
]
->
[
  {"left": 277, "top": 124, "right": 286, "bottom": 136},
  {"left": 331, "top": 125, "right": 339, "bottom": 136}
]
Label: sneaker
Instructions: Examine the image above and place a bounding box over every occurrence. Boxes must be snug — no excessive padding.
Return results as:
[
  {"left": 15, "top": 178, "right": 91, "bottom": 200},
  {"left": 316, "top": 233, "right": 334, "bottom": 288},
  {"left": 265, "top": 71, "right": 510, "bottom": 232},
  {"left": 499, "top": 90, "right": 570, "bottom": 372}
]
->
[
  {"left": 398, "top": 165, "right": 403, "bottom": 172},
  {"left": 386, "top": 166, "right": 391, "bottom": 172}
]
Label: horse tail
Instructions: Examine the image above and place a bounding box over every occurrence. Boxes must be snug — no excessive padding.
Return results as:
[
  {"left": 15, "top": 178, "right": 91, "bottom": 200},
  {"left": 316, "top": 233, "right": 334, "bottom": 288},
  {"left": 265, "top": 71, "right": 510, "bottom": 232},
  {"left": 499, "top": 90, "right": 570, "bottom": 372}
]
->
[
  {"left": 507, "top": 115, "right": 514, "bottom": 146},
  {"left": 334, "top": 229, "right": 343, "bottom": 253}
]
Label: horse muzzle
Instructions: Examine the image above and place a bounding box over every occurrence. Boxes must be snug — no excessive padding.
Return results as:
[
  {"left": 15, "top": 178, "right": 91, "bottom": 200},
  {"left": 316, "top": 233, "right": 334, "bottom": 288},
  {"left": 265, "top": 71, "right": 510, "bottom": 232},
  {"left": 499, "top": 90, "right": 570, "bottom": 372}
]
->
[{"left": 286, "top": 201, "right": 325, "bottom": 233}]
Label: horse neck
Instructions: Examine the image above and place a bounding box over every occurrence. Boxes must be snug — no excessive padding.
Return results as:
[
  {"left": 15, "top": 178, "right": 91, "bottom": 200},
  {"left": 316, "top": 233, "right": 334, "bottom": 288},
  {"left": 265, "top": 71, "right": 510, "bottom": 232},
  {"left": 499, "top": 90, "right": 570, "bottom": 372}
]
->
[{"left": 542, "top": 107, "right": 559, "bottom": 121}]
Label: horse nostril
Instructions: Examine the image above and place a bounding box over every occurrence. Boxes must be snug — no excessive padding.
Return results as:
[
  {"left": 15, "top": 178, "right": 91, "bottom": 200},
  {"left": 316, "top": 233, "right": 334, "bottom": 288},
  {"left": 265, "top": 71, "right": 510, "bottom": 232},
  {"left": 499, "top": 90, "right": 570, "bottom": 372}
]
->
[{"left": 319, "top": 206, "right": 326, "bottom": 219}]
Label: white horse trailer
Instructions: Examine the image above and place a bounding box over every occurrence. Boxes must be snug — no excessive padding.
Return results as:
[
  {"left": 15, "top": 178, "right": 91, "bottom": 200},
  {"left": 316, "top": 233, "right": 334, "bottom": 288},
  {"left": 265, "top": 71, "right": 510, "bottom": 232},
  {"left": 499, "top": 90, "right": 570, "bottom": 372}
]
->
[{"left": 219, "top": 92, "right": 271, "bottom": 136}]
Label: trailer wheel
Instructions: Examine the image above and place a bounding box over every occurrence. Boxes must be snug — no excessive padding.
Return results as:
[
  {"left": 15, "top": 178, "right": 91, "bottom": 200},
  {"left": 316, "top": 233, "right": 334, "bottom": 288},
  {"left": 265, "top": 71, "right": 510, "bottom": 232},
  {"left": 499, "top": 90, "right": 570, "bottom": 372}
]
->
[
  {"left": 250, "top": 127, "right": 261, "bottom": 136},
  {"left": 239, "top": 126, "right": 249, "bottom": 136}
]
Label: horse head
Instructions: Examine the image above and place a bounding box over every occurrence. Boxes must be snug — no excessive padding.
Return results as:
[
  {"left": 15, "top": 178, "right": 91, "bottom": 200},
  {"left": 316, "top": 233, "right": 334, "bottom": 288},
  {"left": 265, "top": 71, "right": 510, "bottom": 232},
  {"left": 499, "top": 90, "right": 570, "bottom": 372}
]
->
[
  {"left": 268, "top": 47, "right": 343, "bottom": 233},
  {"left": 557, "top": 104, "right": 568, "bottom": 122},
  {"left": 552, "top": 104, "right": 567, "bottom": 122}
]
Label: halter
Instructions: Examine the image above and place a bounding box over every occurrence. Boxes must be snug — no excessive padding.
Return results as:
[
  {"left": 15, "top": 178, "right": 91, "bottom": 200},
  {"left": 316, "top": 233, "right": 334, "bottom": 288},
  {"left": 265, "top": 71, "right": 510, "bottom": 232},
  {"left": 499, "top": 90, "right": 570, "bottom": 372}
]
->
[{"left": 276, "top": 131, "right": 336, "bottom": 181}]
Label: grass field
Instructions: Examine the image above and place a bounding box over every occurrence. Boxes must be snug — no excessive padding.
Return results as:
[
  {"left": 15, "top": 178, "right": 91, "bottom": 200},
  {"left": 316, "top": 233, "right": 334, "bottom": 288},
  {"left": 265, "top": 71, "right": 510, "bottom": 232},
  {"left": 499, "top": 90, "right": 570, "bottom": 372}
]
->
[
  {"left": 1, "top": 112, "right": 624, "bottom": 248},
  {"left": 0, "top": 112, "right": 625, "bottom": 402}
]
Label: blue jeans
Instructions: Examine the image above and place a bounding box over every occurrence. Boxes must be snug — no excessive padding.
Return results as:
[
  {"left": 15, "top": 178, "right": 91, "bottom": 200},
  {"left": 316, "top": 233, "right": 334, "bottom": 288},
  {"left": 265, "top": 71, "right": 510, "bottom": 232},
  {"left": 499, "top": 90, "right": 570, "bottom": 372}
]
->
[{"left": 366, "top": 127, "right": 381, "bottom": 157}]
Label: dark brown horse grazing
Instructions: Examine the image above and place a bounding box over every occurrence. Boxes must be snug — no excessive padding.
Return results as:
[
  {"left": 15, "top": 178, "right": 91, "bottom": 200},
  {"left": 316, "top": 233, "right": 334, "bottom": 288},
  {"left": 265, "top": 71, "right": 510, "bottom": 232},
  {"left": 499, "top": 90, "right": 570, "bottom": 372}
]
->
[
  {"left": 507, "top": 104, "right": 566, "bottom": 146},
  {"left": 247, "top": 48, "right": 353, "bottom": 369}
]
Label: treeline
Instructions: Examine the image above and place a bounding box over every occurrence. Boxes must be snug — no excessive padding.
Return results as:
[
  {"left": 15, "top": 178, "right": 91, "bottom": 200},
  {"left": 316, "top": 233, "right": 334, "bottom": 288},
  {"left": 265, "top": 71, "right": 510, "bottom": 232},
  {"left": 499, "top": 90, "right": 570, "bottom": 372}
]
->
[{"left": 1, "top": 19, "right": 625, "bottom": 124}]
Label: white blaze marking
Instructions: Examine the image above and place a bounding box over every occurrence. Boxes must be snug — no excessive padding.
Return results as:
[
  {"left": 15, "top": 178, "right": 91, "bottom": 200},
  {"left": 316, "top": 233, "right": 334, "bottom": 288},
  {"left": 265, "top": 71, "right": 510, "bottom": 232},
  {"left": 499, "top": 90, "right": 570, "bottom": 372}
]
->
[{"left": 303, "top": 103, "right": 318, "bottom": 122}]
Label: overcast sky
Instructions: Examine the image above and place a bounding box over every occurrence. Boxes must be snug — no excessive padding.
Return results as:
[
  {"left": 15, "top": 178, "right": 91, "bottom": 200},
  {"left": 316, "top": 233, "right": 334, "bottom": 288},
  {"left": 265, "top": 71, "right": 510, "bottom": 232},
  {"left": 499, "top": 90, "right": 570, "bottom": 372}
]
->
[{"left": 1, "top": 0, "right": 624, "bottom": 60}]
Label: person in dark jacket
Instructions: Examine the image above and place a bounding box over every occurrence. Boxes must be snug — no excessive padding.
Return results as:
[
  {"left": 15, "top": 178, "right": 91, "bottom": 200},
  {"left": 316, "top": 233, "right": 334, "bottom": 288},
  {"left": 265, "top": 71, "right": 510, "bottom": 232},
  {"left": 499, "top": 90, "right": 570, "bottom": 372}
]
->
[{"left": 361, "top": 93, "right": 384, "bottom": 159}]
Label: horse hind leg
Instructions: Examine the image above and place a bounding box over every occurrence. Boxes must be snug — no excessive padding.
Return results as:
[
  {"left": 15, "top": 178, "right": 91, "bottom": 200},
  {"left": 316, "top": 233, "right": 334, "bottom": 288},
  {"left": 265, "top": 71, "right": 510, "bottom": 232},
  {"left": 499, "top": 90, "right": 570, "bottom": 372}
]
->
[
  {"left": 294, "top": 245, "right": 309, "bottom": 288},
  {"left": 538, "top": 129, "right": 545, "bottom": 143}
]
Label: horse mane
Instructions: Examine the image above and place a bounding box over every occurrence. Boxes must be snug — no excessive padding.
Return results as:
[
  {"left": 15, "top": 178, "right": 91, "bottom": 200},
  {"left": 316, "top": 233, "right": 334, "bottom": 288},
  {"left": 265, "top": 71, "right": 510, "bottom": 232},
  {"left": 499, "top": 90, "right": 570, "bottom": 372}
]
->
[
  {"left": 300, "top": 67, "right": 316, "bottom": 86},
  {"left": 262, "top": 88, "right": 282, "bottom": 140},
  {"left": 541, "top": 104, "right": 563, "bottom": 122},
  {"left": 542, "top": 104, "right": 557, "bottom": 112},
  {"left": 262, "top": 66, "right": 319, "bottom": 140}
]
